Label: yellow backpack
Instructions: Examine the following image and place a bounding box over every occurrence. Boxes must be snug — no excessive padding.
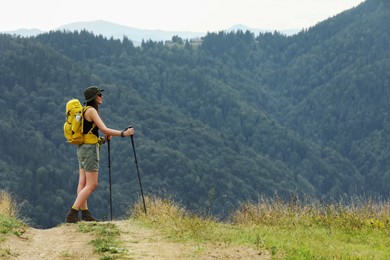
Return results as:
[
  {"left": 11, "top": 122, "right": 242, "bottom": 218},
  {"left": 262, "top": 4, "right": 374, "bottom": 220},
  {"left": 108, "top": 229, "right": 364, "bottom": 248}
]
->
[{"left": 63, "top": 99, "right": 96, "bottom": 144}]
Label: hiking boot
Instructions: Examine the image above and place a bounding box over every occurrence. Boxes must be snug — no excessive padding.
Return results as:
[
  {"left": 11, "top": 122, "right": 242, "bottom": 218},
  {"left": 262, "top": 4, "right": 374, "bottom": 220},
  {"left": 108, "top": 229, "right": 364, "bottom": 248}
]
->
[
  {"left": 65, "top": 208, "right": 79, "bottom": 223},
  {"left": 81, "top": 209, "right": 98, "bottom": 222}
]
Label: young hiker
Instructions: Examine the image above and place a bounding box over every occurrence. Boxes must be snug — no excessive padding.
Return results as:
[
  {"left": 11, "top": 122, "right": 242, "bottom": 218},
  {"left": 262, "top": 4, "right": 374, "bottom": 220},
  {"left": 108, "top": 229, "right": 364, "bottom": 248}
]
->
[{"left": 65, "top": 86, "right": 134, "bottom": 223}]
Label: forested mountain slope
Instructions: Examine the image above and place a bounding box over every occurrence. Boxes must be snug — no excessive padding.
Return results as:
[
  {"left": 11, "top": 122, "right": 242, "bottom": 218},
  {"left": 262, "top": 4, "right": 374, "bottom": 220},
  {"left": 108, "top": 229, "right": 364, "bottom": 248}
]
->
[
  {"left": 0, "top": 0, "right": 388, "bottom": 228},
  {"left": 268, "top": 0, "right": 390, "bottom": 195}
]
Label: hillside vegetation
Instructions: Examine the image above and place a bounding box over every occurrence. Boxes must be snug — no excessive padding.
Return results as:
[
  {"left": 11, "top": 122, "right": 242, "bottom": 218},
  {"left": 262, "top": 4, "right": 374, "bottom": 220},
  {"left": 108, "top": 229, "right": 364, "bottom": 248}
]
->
[{"left": 0, "top": 0, "right": 389, "bottom": 228}]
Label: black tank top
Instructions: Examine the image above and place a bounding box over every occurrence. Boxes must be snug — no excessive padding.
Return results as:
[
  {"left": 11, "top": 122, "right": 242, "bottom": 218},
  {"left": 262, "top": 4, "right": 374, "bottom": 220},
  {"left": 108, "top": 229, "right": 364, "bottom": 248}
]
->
[
  {"left": 83, "top": 119, "right": 98, "bottom": 136},
  {"left": 83, "top": 108, "right": 99, "bottom": 137}
]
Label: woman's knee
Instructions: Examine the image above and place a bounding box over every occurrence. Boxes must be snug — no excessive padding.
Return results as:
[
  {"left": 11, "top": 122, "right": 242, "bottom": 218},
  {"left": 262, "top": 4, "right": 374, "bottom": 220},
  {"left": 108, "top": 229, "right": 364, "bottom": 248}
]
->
[
  {"left": 90, "top": 182, "right": 98, "bottom": 191},
  {"left": 85, "top": 171, "right": 99, "bottom": 190},
  {"left": 78, "top": 179, "right": 87, "bottom": 188},
  {"left": 82, "top": 183, "right": 97, "bottom": 195}
]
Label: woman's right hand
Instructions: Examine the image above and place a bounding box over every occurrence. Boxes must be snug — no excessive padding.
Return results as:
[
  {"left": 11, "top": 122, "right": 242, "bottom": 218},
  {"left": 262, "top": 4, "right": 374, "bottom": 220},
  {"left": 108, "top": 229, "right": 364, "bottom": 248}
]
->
[{"left": 123, "top": 127, "right": 134, "bottom": 136}]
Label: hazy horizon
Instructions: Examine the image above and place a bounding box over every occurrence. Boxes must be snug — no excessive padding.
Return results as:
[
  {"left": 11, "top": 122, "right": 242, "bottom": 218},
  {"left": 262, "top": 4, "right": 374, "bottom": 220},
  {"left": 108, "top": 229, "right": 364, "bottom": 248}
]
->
[{"left": 1, "top": 0, "right": 365, "bottom": 32}]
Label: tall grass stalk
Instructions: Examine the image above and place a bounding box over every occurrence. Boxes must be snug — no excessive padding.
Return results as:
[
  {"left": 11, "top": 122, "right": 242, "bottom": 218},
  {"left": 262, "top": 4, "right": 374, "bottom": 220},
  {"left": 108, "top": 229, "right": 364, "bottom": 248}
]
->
[
  {"left": 232, "top": 195, "right": 390, "bottom": 230},
  {"left": 0, "top": 190, "right": 18, "bottom": 218}
]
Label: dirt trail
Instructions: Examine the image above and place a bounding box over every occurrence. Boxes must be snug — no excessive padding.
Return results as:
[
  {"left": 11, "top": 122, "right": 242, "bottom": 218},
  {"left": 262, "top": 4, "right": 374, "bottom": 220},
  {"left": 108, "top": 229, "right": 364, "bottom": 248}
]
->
[
  {"left": 2, "top": 220, "right": 269, "bottom": 259},
  {"left": 2, "top": 224, "right": 96, "bottom": 259}
]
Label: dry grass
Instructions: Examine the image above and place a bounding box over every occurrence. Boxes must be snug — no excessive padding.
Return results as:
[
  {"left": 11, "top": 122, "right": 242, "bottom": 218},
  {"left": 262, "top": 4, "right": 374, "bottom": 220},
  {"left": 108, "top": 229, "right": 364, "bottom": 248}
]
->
[
  {"left": 131, "top": 196, "right": 215, "bottom": 242},
  {"left": 232, "top": 194, "right": 390, "bottom": 230},
  {"left": 131, "top": 196, "right": 186, "bottom": 222},
  {"left": 0, "top": 190, "right": 18, "bottom": 218},
  {"left": 131, "top": 195, "right": 390, "bottom": 259}
]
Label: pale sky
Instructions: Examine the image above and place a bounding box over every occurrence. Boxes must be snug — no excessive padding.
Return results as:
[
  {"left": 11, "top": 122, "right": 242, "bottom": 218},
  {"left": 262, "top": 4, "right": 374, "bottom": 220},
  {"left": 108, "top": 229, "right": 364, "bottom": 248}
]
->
[{"left": 1, "top": 0, "right": 366, "bottom": 32}]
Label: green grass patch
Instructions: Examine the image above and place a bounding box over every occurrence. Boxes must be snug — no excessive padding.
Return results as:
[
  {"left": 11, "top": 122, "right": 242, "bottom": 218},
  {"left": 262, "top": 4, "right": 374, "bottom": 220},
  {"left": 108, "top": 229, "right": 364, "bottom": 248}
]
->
[
  {"left": 131, "top": 195, "right": 390, "bottom": 259},
  {"left": 0, "top": 215, "right": 25, "bottom": 257},
  {"left": 0, "top": 215, "right": 25, "bottom": 238},
  {"left": 78, "top": 222, "right": 127, "bottom": 260}
]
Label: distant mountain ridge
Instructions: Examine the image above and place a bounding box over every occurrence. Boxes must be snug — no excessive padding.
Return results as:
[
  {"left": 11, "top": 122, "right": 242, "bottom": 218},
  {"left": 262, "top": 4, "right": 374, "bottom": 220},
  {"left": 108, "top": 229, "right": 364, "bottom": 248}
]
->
[
  {"left": 56, "top": 20, "right": 206, "bottom": 45},
  {"left": 1, "top": 20, "right": 299, "bottom": 45},
  {"left": 2, "top": 28, "right": 44, "bottom": 37}
]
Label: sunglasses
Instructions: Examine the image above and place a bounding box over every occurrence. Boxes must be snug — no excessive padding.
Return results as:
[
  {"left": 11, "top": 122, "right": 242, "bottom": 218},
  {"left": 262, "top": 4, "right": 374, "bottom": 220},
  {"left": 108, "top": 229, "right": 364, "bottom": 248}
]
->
[{"left": 97, "top": 93, "right": 103, "bottom": 97}]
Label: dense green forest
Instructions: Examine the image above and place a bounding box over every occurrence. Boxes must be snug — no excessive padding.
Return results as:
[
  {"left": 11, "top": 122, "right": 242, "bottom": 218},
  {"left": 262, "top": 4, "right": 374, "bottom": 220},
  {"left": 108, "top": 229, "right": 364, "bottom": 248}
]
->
[{"left": 0, "top": 0, "right": 389, "bottom": 228}]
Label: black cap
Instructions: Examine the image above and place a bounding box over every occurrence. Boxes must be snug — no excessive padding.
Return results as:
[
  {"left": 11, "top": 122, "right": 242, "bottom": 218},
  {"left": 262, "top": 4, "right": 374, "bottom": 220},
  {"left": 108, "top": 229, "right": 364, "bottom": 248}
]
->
[{"left": 84, "top": 86, "right": 104, "bottom": 102}]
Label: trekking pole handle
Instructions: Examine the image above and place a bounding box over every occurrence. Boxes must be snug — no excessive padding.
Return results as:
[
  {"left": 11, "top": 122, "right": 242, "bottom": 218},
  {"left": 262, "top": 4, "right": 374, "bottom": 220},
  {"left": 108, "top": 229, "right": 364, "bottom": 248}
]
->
[
  {"left": 122, "top": 125, "right": 133, "bottom": 131},
  {"left": 121, "top": 125, "right": 133, "bottom": 137}
]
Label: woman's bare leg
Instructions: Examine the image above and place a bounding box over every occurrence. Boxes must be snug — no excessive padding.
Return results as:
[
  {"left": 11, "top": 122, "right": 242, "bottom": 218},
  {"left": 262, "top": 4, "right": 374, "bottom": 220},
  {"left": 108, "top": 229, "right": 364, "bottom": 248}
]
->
[{"left": 73, "top": 170, "right": 98, "bottom": 209}]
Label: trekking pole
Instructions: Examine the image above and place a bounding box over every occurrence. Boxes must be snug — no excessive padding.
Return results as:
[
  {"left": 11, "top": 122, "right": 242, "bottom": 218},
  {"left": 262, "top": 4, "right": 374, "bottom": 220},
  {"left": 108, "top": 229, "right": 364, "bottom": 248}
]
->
[
  {"left": 107, "top": 139, "right": 113, "bottom": 220},
  {"left": 127, "top": 126, "right": 147, "bottom": 214}
]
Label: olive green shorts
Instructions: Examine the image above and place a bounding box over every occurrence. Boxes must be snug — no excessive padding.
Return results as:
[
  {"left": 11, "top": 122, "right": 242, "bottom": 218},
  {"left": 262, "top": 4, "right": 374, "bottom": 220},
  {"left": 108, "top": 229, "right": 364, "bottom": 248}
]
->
[{"left": 77, "top": 144, "right": 99, "bottom": 172}]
